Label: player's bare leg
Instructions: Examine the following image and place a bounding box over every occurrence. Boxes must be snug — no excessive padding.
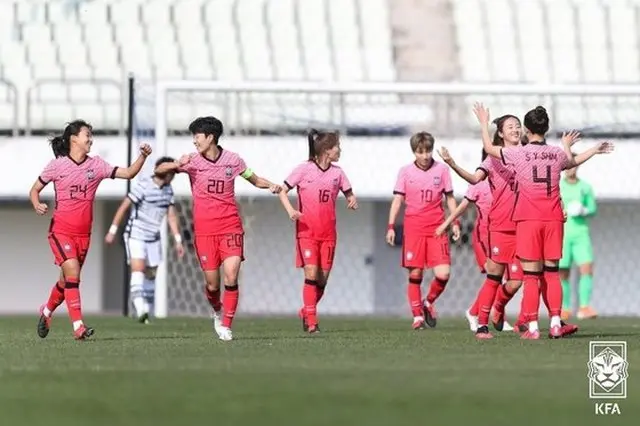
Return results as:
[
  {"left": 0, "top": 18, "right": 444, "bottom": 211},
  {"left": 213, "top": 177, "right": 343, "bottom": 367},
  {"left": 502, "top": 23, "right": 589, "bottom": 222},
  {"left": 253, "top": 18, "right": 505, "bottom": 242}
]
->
[
  {"left": 203, "top": 269, "right": 224, "bottom": 338},
  {"left": 406, "top": 268, "right": 426, "bottom": 330},
  {"left": 38, "top": 271, "right": 66, "bottom": 338},
  {"left": 424, "top": 264, "right": 449, "bottom": 328},
  {"left": 519, "top": 259, "right": 543, "bottom": 340},
  {"left": 129, "top": 258, "right": 148, "bottom": 323},
  {"left": 141, "top": 267, "right": 157, "bottom": 324},
  {"left": 60, "top": 259, "right": 94, "bottom": 340},
  {"left": 218, "top": 256, "right": 241, "bottom": 341},
  {"left": 301, "top": 265, "right": 321, "bottom": 333}
]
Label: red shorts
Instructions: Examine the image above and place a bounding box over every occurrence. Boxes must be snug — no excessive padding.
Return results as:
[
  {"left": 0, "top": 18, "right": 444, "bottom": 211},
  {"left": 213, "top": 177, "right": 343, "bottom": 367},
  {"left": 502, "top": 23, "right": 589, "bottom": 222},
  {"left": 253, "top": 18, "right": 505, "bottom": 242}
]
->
[
  {"left": 194, "top": 233, "right": 244, "bottom": 271},
  {"left": 296, "top": 238, "right": 336, "bottom": 270},
  {"left": 488, "top": 230, "right": 517, "bottom": 264},
  {"left": 472, "top": 229, "right": 489, "bottom": 272},
  {"left": 48, "top": 233, "right": 90, "bottom": 266},
  {"left": 402, "top": 233, "right": 450, "bottom": 269},
  {"left": 516, "top": 220, "right": 563, "bottom": 261}
]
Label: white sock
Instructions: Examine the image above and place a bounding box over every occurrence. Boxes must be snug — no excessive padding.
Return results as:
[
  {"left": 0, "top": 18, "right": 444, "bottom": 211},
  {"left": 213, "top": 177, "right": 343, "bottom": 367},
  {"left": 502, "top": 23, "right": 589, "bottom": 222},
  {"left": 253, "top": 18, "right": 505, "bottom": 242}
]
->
[
  {"left": 143, "top": 277, "right": 156, "bottom": 316},
  {"left": 130, "top": 271, "right": 145, "bottom": 317},
  {"left": 413, "top": 316, "right": 424, "bottom": 322},
  {"left": 72, "top": 320, "right": 84, "bottom": 331},
  {"left": 528, "top": 321, "right": 539, "bottom": 332},
  {"left": 43, "top": 307, "right": 52, "bottom": 317},
  {"left": 550, "top": 315, "right": 561, "bottom": 328}
]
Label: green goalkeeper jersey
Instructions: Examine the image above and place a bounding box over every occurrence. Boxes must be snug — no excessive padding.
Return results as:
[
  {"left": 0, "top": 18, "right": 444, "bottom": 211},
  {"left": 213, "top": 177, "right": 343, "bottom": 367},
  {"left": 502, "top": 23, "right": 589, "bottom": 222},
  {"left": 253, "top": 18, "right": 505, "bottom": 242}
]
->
[{"left": 560, "top": 178, "right": 597, "bottom": 235}]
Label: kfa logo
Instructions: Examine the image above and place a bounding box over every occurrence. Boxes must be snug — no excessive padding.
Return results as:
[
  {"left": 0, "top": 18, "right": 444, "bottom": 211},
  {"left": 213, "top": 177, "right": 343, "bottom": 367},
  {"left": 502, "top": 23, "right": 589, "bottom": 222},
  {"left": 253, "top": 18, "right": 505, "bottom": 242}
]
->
[
  {"left": 432, "top": 176, "right": 441, "bottom": 187},
  {"left": 588, "top": 341, "right": 628, "bottom": 415},
  {"left": 332, "top": 178, "right": 339, "bottom": 188},
  {"left": 225, "top": 167, "right": 233, "bottom": 179},
  {"left": 86, "top": 169, "right": 95, "bottom": 181}
]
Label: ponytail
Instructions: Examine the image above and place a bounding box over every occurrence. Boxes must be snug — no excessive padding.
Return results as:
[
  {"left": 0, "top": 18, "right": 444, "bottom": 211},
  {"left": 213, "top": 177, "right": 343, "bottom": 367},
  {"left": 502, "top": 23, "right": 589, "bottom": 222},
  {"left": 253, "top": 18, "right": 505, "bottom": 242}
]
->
[
  {"left": 49, "top": 135, "right": 69, "bottom": 158},
  {"left": 307, "top": 129, "right": 318, "bottom": 161}
]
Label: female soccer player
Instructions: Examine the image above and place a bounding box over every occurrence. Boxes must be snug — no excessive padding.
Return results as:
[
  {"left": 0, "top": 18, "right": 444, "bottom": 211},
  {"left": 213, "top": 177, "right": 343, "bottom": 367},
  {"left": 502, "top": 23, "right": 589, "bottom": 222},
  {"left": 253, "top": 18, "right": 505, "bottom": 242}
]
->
[
  {"left": 105, "top": 156, "right": 185, "bottom": 324},
  {"left": 155, "top": 116, "right": 281, "bottom": 341},
  {"left": 277, "top": 130, "right": 358, "bottom": 334},
  {"left": 31, "top": 119, "right": 152, "bottom": 340},
  {"left": 476, "top": 103, "right": 612, "bottom": 339},
  {"left": 386, "top": 132, "right": 460, "bottom": 330},
  {"left": 559, "top": 159, "right": 598, "bottom": 320},
  {"left": 437, "top": 116, "right": 523, "bottom": 339}
]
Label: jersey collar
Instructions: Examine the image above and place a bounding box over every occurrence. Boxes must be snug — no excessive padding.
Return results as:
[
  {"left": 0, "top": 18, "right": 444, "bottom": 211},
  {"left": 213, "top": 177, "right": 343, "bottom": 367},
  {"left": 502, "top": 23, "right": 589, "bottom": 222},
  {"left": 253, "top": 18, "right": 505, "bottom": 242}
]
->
[
  {"left": 528, "top": 139, "right": 546, "bottom": 145},
  {"left": 201, "top": 146, "right": 223, "bottom": 163},
  {"left": 413, "top": 158, "right": 434, "bottom": 171}
]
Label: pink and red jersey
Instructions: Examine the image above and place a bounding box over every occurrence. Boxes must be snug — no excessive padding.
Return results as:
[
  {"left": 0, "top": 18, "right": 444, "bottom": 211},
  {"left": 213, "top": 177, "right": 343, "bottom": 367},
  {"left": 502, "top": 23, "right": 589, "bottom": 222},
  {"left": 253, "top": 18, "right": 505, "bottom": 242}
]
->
[
  {"left": 39, "top": 155, "right": 118, "bottom": 235},
  {"left": 284, "top": 161, "right": 352, "bottom": 241},
  {"left": 464, "top": 180, "right": 492, "bottom": 234},
  {"left": 501, "top": 142, "right": 571, "bottom": 222},
  {"left": 477, "top": 156, "right": 517, "bottom": 232},
  {"left": 178, "top": 148, "right": 248, "bottom": 235},
  {"left": 394, "top": 160, "right": 453, "bottom": 236}
]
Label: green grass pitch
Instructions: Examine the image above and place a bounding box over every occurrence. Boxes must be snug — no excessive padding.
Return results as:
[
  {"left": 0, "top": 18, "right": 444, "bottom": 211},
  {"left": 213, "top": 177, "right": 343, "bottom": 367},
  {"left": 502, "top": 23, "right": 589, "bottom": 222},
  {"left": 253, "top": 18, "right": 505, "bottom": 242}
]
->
[{"left": 0, "top": 316, "right": 638, "bottom": 426}]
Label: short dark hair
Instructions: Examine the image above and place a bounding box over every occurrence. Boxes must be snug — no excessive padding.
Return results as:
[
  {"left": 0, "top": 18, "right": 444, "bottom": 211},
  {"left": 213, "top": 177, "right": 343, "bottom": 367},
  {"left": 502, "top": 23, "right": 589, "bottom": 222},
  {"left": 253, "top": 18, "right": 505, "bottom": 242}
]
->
[
  {"left": 188, "top": 116, "right": 223, "bottom": 144},
  {"left": 49, "top": 119, "right": 92, "bottom": 158},
  {"left": 307, "top": 129, "right": 339, "bottom": 160},
  {"left": 524, "top": 106, "right": 549, "bottom": 136},
  {"left": 409, "top": 132, "right": 435, "bottom": 153}
]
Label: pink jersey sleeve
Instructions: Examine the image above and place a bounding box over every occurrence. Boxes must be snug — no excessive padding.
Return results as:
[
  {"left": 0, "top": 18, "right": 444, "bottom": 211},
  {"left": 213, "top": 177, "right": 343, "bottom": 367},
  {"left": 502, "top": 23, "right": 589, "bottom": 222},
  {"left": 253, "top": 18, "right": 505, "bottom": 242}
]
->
[
  {"left": 478, "top": 157, "right": 493, "bottom": 176},
  {"left": 234, "top": 154, "right": 248, "bottom": 178},
  {"left": 464, "top": 184, "right": 477, "bottom": 201},
  {"left": 340, "top": 169, "right": 352, "bottom": 193},
  {"left": 500, "top": 146, "right": 521, "bottom": 166},
  {"left": 284, "top": 163, "right": 307, "bottom": 189},
  {"left": 94, "top": 156, "right": 118, "bottom": 180},
  {"left": 441, "top": 166, "right": 453, "bottom": 193},
  {"left": 393, "top": 168, "right": 406, "bottom": 195},
  {"left": 557, "top": 147, "right": 573, "bottom": 170},
  {"left": 177, "top": 153, "right": 198, "bottom": 175},
  {"left": 38, "top": 159, "right": 58, "bottom": 184}
]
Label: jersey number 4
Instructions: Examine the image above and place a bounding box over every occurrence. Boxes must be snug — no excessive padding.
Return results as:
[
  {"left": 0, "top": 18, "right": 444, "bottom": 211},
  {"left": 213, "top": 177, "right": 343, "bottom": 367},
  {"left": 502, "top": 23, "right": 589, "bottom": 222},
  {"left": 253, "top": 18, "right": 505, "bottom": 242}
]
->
[{"left": 532, "top": 165, "right": 552, "bottom": 197}]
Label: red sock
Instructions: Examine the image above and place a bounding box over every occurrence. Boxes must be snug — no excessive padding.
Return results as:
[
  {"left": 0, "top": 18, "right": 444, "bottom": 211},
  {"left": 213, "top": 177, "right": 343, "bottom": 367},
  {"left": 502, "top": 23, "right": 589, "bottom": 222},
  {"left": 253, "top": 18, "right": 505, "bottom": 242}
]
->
[
  {"left": 205, "top": 286, "right": 222, "bottom": 312},
  {"left": 46, "top": 281, "right": 66, "bottom": 313},
  {"left": 477, "top": 274, "right": 501, "bottom": 326},
  {"left": 426, "top": 277, "right": 448, "bottom": 304},
  {"left": 407, "top": 278, "right": 423, "bottom": 317},
  {"left": 492, "top": 284, "right": 517, "bottom": 314},
  {"left": 539, "top": 275, "right": 550, "bottom": 312},
  {"left": 469, "top": 286, "right": 482, "bottom": 316},
  {"left": 222, "top": 285, "right": 239, "bottom": 328},
  {"left": 303, "top": 279, "right": 318, "bottom": 327},
  {"left": 543, "top": 266, "right": 562, "bottom": 317},
  {"left": 521, "top": 272, "right": 541, "bottom": 323},
  {"left": 63, "top": 277, "right": 82, "bottom": 323},
  {"left": 316, "top": 285, "right": 325, "bottom": 304}
]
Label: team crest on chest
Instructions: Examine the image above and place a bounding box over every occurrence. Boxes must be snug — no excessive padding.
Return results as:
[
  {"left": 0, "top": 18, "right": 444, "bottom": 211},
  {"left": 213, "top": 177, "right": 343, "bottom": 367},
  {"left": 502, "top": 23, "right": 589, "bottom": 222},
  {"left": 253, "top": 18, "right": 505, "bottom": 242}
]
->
[
  {"left": 225, "top": 167, "right": 233, "bottom": 179},
  {"left": 86, "top": 169, "right": 95, "bottom": 181},
  {"left": 433, "top": 176, "right": 441, "bottom": 187},
  {"left": 332, "top": 178, "right": 339, "bottom": 188}
]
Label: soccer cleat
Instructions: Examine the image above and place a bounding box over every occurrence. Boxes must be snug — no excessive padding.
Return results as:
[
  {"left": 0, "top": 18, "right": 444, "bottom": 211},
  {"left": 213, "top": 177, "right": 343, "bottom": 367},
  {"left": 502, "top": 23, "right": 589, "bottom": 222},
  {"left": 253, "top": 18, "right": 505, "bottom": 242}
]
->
[
  {"left": 211, "top": 309, "right": 224, "bottom": 337},
  {"left": 74, "top": 325, "right": 95, "bottom": 340},
  {"left": 138, "top": 313, "right": 150, "bottom": 324},
  {"left": 465, "top": 309, "right": 478, "bottom": 332},
  {"left": 217, "top": 326, "right": 233, "bottom": 341},
  {"left": 561, "top": 309, "right": 572, "bottom": 321},
  {"left": 520, "top": 329, "right": 540, "bottom": 340},
  {"left": 308, "top": 324, "right": 321, "bottom": 334},
  {"left": 560, "top": 321, "right": 579, "bottom": 337},
  {"left": 577, "top": 307, "right": 597, "bottom": 320},
  {"left": 491, "top": 310, "right": 505, "bottom": 332},
  {"left": 548, "top": 325, "right": 562, "bottom": 339},
  {"left": 298, "top": 308, "right": 308, "bottom": 332},
  {"left": 412, "top": 318, "right": 426, "bottom": 330},
  {"left": 514, "top": 321, "right": 528, "bottom": 334},
  {"left": 475, "top": 325, "right": 493, "bottom": 339},
  {"left": 37, "top": 304, "right": 51, "bottom": 339},
  {"left": 423, "top": 302, "right": 437, "bottom": 328}
]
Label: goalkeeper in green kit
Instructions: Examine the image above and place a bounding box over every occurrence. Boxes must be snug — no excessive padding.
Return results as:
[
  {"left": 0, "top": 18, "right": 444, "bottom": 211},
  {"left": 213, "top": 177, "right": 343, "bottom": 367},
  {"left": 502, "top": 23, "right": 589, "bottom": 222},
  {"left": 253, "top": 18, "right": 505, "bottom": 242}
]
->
[{"left": 559, "top": 159, "right": 597, "bottom": 320}]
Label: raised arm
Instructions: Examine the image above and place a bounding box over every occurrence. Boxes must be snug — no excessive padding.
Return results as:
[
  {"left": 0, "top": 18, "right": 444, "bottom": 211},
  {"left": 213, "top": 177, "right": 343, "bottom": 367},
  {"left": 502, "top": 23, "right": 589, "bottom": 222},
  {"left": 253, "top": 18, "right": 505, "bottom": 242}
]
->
[
  {"left": 105, "top": 197, "right": 132, "bottom": 243},
  {"left": 114, "top": 143, "right": 152, "bottom": 179},
  {"left": 473, "top": 103, "right": 501, "bottom": 159},
  {"left": 438, "top": 147, "right": 487, "bottom": 184},
  {"left": 568, "top": 142, "right": 614, "bottom": 169}
]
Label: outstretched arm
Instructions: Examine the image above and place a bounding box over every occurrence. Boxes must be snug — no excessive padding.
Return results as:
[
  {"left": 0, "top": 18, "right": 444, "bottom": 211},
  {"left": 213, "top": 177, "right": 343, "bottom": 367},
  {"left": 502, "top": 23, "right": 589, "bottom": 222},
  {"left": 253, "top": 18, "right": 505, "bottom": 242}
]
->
[
  {"left": 245, "top": 170, "right": 281, "bottom": 193},
  {"left": 568, "top": 142, "right": 614, "bottom": 168},
  {"left": 438, "top": 147, "right": 487, "bottom": 184},
  {"left": 473, "top": 103, "right": 501, "bottom": 159},
  {"left": 114, "top": 144, "right": 152, "bottom": 179}
]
